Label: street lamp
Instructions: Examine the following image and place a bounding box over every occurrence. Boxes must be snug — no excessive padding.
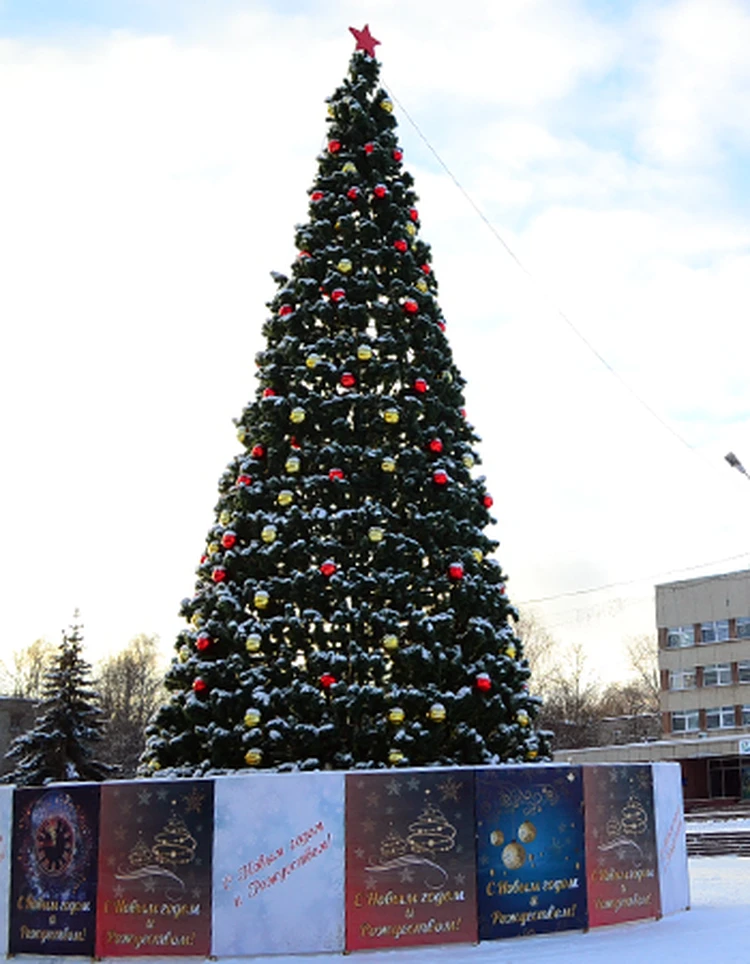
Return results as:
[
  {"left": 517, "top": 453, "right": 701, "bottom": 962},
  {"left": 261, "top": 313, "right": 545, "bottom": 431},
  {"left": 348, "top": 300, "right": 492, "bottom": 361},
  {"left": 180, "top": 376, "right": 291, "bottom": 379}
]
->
[{"left": 725, "top": 452, "right": 750, "bottom": 479}]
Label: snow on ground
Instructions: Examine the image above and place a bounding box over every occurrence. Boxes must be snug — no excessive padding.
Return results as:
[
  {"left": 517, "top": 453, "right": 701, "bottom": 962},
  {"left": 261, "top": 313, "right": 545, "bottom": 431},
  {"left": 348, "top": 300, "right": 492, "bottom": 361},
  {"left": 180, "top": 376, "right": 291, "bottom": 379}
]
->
[{"left": 685, "top": 817, "right": 750, "bottom": 833}]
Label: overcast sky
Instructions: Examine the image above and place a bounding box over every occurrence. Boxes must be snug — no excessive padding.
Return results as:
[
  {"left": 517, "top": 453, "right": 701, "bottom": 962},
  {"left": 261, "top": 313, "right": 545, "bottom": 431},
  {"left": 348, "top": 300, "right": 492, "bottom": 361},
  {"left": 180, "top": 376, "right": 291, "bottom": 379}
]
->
[{"left": 3, "top": 0, "right": 750, "bottom": 682}]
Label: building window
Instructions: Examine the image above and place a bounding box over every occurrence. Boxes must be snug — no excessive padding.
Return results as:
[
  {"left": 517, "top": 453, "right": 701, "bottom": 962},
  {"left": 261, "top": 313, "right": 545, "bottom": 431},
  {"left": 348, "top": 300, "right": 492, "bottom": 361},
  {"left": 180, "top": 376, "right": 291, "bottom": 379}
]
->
[
  {"left": 669, "top": 669, "right": 696, "bottom": 690},
  {"left": 742, "top": 705, "right": 750, "bottom": 726},
  {"left": 737, "top": 618, "right": 750, "bottom": 639},
  {"left": 706, "top": 705, "right": 736, "bottom": 730},
  {"left": 703, "top": 663, "right": 732, "bottom": 687},
  {"left": 739, "top": 661, "right": 750, "bottom": 684},
  {"left": 667, "top": 626, "right": 694, "bottom": 648},
  {"left": 672, "top": 710, "right": 700, "bottom": 732},
  {"left": 700, "top": 620, "right": 730, "bottom": 643}
]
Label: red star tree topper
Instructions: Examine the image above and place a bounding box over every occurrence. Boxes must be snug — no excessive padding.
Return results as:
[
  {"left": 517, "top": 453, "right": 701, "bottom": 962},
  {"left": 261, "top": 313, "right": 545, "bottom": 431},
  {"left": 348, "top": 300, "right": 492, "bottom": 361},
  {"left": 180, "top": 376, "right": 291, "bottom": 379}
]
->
[{"left": 349, "top": 24, "right": 380, "bottom": 58}]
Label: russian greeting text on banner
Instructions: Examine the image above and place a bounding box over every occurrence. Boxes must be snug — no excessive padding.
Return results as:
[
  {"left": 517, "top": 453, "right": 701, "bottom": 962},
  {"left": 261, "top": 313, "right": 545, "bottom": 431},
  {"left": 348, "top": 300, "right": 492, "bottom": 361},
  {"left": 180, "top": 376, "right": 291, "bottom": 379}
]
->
[
  {"left": 9, "top": 785, "right": 100, "bottom": 955},
  {"left": 583, "top": 764, "right": 660, "bottom": 927},
  {"left": 95, "top": 780, "right": 213, "bottom": 957},
  {"left": 652, "top": 762, "right": 689, "bottom": 915},
  {"left": 475, "top": 765, "right": 586, "bottom": 939},
  {"left": 213, "top": 772, "right": 344, "bottom": 956},
  {"left": 345, "top": 769, "right": 477, "bottom": 951}
]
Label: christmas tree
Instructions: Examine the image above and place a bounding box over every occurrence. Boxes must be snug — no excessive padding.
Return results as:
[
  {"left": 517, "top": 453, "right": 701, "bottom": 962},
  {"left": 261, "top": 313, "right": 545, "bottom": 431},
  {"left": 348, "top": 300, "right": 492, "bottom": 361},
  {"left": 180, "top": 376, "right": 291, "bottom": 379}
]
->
[
  {"left": 142, "top": 26, "right": 549, "bottom": 775},
  {"left": 7, "top": 614, "right": 115, "bottom": 785}
]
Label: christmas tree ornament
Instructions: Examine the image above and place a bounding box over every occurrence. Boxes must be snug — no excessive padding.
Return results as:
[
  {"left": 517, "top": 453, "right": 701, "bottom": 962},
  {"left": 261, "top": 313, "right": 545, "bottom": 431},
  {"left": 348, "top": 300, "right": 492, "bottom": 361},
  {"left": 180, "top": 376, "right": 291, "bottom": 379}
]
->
[
  {"left": 221, "top": 531, "right": 237, "bottom": 549},
  {"left": 483, "top": 494, "right": 494, "bottom": 508},
  {"left": 331, "top": 288, "right": 346, "bottom": 302},
  {"left": 320, "top": 672, "right": 336, "bottom": 689},
  {"left": 409, "top": 207, "right": 419, "bottom": 221},
  {"left": 251, "top": 443, "right": 265, "bottom": 459},
  {"left": 505, "top": 644, "right": 516, "bottom": 659},
  {"left": 373, "top": 183, "right": 387, "bottom": 198},
  {"left": 380, "top": 98, "right": 394, "bottom": 113},
  {"left": 327, "top": 103, "right": 335, "bottom": 118},
  {"left": 340, "top": 371, "right": 357, "bottom": 388},
  {"left": 329, "top": 467, "right": 345, "bottom": 481},
  {"left": 328, "top": 139, "right": 341, "bottom": 154},
  {"left": 448, "top": 562, "right": 464, "bottom": 580},
  {"left": 254, "top": 589, "right": 270, "bottom": 609},
  {"left": 244, "top": 748, "right": 262, "bottom": 766},
  {"left": 192, "top": 677, "right": 208, "bottom": 695},
  {"left": 388, "top": 707, "right": 405, "bottom": 724},
  {"left": 261, "top": 524, "right": 277, "bottom": 543},
  {"left": 219, "top": 510, "right": 232, "bottom": 525},
  {"left": 429, "top": 703, "right": 446, "bottom": 722},
  {"left": 527, "top": 749, "right": 538, "bottom": 761},
  {"left": 236, "top": 426, "right": 246, "bottom": 443},
  {"left": 368, "top": 526, "right": 384, "bottom": 543},
  {"left": 290, "top": 407, "right": 306, "bottom": 424},
  {"left": 148, "top": 758, "right": 162, "bottom": 771},
  {"left": 290, "top": 436, "right": 301, "bottom": 449},
  {"left": 381, "top": 456, "right": 396, "bottom": 473},
  {"left": 406, "top": 223, "right": 417, "bottom": 237},
  {"left": 421, "top": 263, "right": 431, "bottom": 274},
  {"left": 393, "top": 148, "right": 403, "bottom": 161},
  {"left": 191, "top": 612, "right": 203, "bottom": 628},
  {"left": 347, "top": 186, "right": 360, "bottom": 200},
  {"left": 517, "top": 710, "right": 530, "bottom": 727},
  {"left": 277, "top": 490, "right": 293, "bottom": 506},
  {"left": 278, "top": 304, "right": 293, "bottom": 318},
  {"left": 236, "top": 474, "right": 252, "bottom": 486},
  {"left": 212, "top": 567, "right": 227, "bottom": 583},
  {"left": 472, "top": 548, "right": 484, "bottom": 563},
  {"left": 357, "top": 343, "right": 373, "bottom": 361},
  {"left": 463, "top": 453, "right": 475, "bottom": 468},
  {"left": 178, "top": 645, "right": 190, "bottom": 663},
  {"left": 476, "top": 673, "right": 491, "bottom": 692},
  {"left": 349, "top": 24, "right": 381, "bottom": 58},
  {"left": 320, "top": 560, "right": 337, "bottom": 577},
  {"left": 413, "top": 378, "right": 428, "bottom": 393},
  {"left": 341, "top": 162, "right": 357, "bottom": 175},
  {"left": 337, "top": 257, "right": 353, "bottom": 273},
  {"left": 438, "top": 320, "right": 446, "bottom": 332},
  {"left": 263, "top": 387, "right": 276, "bottom": 397},
  {"left": 311, "top": 190, "right": 324, "bottom": 202},
  {"left": 285, "top": 455, "right": 301, "bottom": 473},
  {"left": 245, "top": 634, "right": 262, "bottom": 653},
  {"left": 306, "top": 353, "right": 321, "bottom": 369},
  {"left": 393, "top": 239, "right": 408, "bottom": 252},
  {"left": 403, "top": 298, "right": 418, "bottom": 314},
  {"left": 433, "top": 470, "right": 448, "bottom": 486},
  {"left": 207, "top": 542, "right": 220, "bottom": 556},
  {"left": 199, "top": 554, "right": 207, "bottom": 565},
  {"left": 298, "top": 249, "right": 311, "bottom": 259},
  {"left": 364, "top": 142, "right": 375, "bottom": 154},
  {"left": 196, "top": 635, "right": 211, "bottom": 652},
  {"left": 428, "top": 438, "right": 443, "bottom": 453},
  {"left": 244, "top": 709, "right": 261, "bottom": 728},
  {"left": 383, "top": 408, "right": 400, "bottom": 424},
  {"left": 382, "top": 633, "right": 399, "bottom": 652},
  {"left": 388, "top": 749, "right": 404, "bottom": 764},
  {"left": 441, "top": 371, "right": 453, "bottom": 385}
]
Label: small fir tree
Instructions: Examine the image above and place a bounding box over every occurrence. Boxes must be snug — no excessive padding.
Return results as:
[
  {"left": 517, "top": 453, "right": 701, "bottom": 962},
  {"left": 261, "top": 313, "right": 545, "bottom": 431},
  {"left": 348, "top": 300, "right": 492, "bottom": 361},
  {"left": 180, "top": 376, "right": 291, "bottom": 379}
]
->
[
  {"left": 6, "top": 615, "right": 114, "bottom": 785},
  {"left": 143, "top": 27, "right": 550, "bottom": 775}
]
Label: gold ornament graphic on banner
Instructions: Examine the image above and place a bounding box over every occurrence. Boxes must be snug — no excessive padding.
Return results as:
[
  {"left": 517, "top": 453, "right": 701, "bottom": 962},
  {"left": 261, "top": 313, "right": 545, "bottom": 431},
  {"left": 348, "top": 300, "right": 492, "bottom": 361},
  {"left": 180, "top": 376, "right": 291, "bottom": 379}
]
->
[
  {"left": 152, "top": 814, "right": 198, "bottom": 866},
  {"left": 501, "top": 840, "right": 526, "bottom": 870},
  {"left": 518, "top": 820, "right": 537, "bottom": 843},
  {"left": 127, "top": 835, "right": 155, "bottom": 870},
  {"left": 620, "top": 796, "right": 648, "bottom": 836},
  {"left": 407, "top": 802, "right": 457, "bottom": 854},
  {"left": 380, "top": 827, "right": 409, "bottom": 861},
  {"left": 490, "top": 829, "right": 505, "bottom": 847}
]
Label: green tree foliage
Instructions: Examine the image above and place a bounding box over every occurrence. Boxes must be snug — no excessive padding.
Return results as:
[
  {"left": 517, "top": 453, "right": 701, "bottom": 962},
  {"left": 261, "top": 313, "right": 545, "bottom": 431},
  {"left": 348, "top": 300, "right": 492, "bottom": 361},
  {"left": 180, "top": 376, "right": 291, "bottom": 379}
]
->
[
  {"left": 6, "top": 615, "right": 114, "bottom": 786},
  {"left": 142, "top": 40, "right": 549, "bottom": 775}
]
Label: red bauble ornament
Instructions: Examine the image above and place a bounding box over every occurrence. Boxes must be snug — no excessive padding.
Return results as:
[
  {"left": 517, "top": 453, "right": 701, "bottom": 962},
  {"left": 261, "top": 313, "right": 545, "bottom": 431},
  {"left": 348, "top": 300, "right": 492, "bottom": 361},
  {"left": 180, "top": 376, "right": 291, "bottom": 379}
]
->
[
  {"left": 373, "top": 184, "right": 387, "bottom": 198},
  {"left": 212, "top": 567, "right": 227, "bottom": 583},
  {"left": 263, "top": 388, "right": 276, "bottom": 398},
  {"left": 236, "top": 474, "right": 252, "bottom": 486},
  {"left": 460, "top": 407, "right": 467, "bottom": 418},
  {"left": 347, "top": 186, "right": 360, "bottom": 200},
  {"left": 349, "top": 24, "right": 381, "bottom": 58},
  {"left": 278, "top": 304, "right": 293, "bottom": 317},
  {"left": 438, "top": 321, "right": 446, "bottom": 332},
  {"left": 289, "top": 436, "right": 301, "bottom": 449},
  {"left": 433, "top": 470, "right": 448, "bottom": 486},
  {"left": 340, "top": 372, "right": 356, "bottom": 388},
  {"left": 476, "top": 673, "right": 492, "bottom": 693},
  {"left": 421, "top": 263, "right": 431, "bottom": 274},
  {"left": 428, "top": 438, "right": 443, "bottom": 454},
  {"left": 298, "top": 250, "right": 311, "bottom": 259},
  {"left": 196, "top": 635, "right": 211, "bottom": 652},
  {"left": 192, "top": 677, "right": 208, "bottom": 694},
  {"left": 403, "top": 299, "right": 419, "bottom": 314},
  {"left": 320, "top": 560, "right": 337, "bottom": 578},
  {"left": 413, "top": 377, "right": 428, "bottom": 393},
  {"left": 328, "top": 139, "right": 341, "bottom": 154},
  {"left": 221, "top": 532, "right": 237, "bottom": 550},
  {"left": 364, "top": 142, "right": 375, "bottom": 155},
  {"left": 200, "top": 554, "right": 207, "bottom": 565},
  {"left": 251, "top": 444, "right": 265, "bottom": 459},
  {"left": 409, "top": 208, "right": 419, "bottom": 221},
  {"left": 448, "top": 562, "right": 464, "bottom": 581},
  {"left": 331, "top": 288, "right": 346, "bottom": 302},
  {"left": 483, "top": 494, "right": 494, "bottom": 508},
  {"left": 394, "top": 239, "right": 408, "bottom": 252},
  {"left": 393, "top": 149, "right": 403, "bottom": 161},
  {"left": 329, "top": 467, "right": 345, "bottom": 481},
  {"left": 311, "top": 190, "right": 324, "bottom": 202},
  {"left": 320, "top": 672, "right": 336, "bottom": 690}
]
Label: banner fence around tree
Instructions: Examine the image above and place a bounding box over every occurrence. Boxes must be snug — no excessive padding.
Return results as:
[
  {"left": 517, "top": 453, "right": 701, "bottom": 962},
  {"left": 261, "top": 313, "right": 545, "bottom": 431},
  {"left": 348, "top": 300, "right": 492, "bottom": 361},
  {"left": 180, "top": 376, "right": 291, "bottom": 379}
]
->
[
  {"left": 10, "top": 785, "right": 100, "bottom": 956},
  {"left": 0, "top": 787, "right": 11, "bottom": 958},
  {"left": 652, "top": 762, "right": 690, "bottom": 916},
  {"left": 212, "top": 772, "right": 345, "bottom": 957}
]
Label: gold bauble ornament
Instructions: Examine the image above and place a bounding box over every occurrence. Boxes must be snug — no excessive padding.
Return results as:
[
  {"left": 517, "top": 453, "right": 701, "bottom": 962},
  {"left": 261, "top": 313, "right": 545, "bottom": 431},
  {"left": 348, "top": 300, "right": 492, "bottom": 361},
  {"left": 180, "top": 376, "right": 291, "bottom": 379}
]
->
[
  {"left": 428, "top": 703, "right": 446, "bottom": 722},
  {"left": 441, "top": 370, "right": 454, "bottom": 384},
  {"left": 388, "top": 749, "right": 404, "bottom": 764},
  {"left": 285, "top": 455, "right": 301, "bottom": 473},
  {"left": 327, "top": 103, "right": 335, "bottom": 117},
  {"left": 261, "top": 524, "right": 277, "bottom": 543},
  {"left": 463, "top": 454, "right": 475, "bottom": 469},
  {"left": 254, "top": 590, "right": 270, "bottom": 610},
  {"left": 490, "top": 829, "right": 505, "bottom": 847},
  {"left": 191, "top": 612, "right": 203, "bottom": 628},
  {"left": 334, "top": 220, "right": 341, "bottom": 231},
  {"left": 621, "top": 797, "right": 648, "bottom": 836},
  {"left": 527, "top": 749, "right": 538, "bottom": 761},
  {"left": 245, "top": 748, "right": 262, "bottom": 766},
  {"left": 341, "top": 162, "right": 357, "bottom": 174},
  {"left": 383, "top": 633, "right": 399, "bottom": 652},
  {"left": 380, "top": 98, "right": 394, "bottom": 113},
  {"left": 178, "top": 645, "right": 190, "bottom": 663},
  {"left": 246, "top": 634, "right": 262, "bottom": 653},
  {"left": 236, "top": 426, "right": 246, "bottom": 443},
  {"left": 406, "top": 222, "right": 416, "bottom": 237},
  {"left": 517, "top": 710, "right": 530, "bottom": 727},
  {"left": 219, "top": 510, "right": 232, "bottom": 525},
  {"left": 357, "top": 344, "right": 373, "bottom": 361},
  {"left": 337, "top": 258, "right": 353, "bottom": 273},
  {"left": 368, "top": 526, "right": 384, "bottom": 543},
  {"left": 381, "top": 456, "right": 396, "bottom": 473},
  {"left": 207, "top": 542, "right": 219, "bottom": 556},
  {"left": 518, "top": 821, "right": 536, "bottom": 843},
  {"left": 383, "top": 408, "right": 400, "bottom": 424},
  {"left": 148, "top": 758, "right": 161, "bottom": 771},
  {"left": 506, "top": 644, "right": 517, "bottom": 659},
  {"left": 502, "top": 841, "right": 526, "bottom": 870},
  {"left": 472, "top": 548, "right": 484, "bottom": 563},
  {"left": 388, "top": 707, "right": 405, "bottom": 724},
  {"left": 277, "top": 490, "right": 293, "bottom": 507},
  {"left": 244, "top": 709, "right": 261, "bottom": 728},
  {"left": 415, "top": 278, "right": 428, "bottom": 292},
  {"left": 306, "top": 353, "right": 321, "bottom": 369},
  {"left": 290, "top": 407, "right": 306, "bottom": 424}
]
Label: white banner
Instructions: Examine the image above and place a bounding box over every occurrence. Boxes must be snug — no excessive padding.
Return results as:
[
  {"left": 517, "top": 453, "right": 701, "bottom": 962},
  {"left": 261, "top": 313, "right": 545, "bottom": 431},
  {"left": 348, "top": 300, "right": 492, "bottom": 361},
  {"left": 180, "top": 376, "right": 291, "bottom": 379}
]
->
[
  {"left": 212, "top": 772, "right": 345, "bottom": 957},
  {"left": 652, "top": 762, "right": 690, "bottom": 916},
  {"left": 0, "top": 786, "right": 12, "bottom": 956}
]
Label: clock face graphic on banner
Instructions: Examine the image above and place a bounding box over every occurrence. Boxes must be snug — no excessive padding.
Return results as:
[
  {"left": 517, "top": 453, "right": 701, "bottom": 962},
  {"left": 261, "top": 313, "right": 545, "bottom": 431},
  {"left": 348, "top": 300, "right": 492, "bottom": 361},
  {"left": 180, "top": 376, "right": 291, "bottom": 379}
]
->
[{"left": 34, "top": 815, "right": 75, "bottom": 876}]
